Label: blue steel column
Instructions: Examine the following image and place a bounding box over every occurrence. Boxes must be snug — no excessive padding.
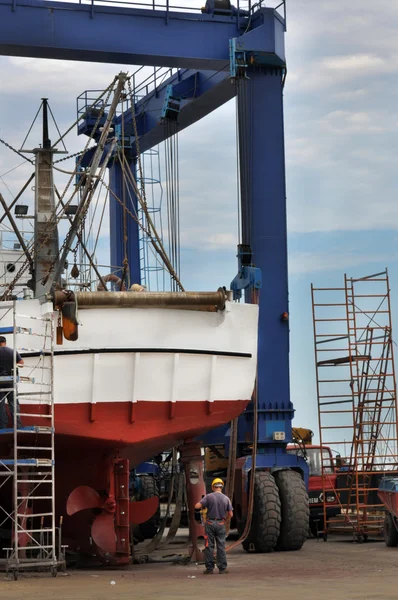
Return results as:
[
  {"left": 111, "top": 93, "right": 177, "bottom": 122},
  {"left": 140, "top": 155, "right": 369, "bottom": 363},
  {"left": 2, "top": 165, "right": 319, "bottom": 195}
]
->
[
  {"left": 109, "top": 158, "right": 141, "bottom": 285},
  {"left": 238, "top": 68, "right": 293, "bottom": 449}
]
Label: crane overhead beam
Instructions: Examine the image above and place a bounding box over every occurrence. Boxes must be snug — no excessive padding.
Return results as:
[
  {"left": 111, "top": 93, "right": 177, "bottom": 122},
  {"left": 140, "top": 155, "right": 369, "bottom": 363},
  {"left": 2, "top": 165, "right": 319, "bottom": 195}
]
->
[
  {"left": 0, "top": 0, "right": 285, "bottom": 70},
  {"left": 127, "top": 70, "right": 234, "bottom": 154},
  {"left": 78, "top": 68, "right": 234, "bottom": 165}
]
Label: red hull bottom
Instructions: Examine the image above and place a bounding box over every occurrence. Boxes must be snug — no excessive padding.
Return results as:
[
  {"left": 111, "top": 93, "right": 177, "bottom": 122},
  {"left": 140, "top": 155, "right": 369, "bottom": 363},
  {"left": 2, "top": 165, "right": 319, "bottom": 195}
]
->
[
  {"left": 0, "top": 400, "right": 248, "bottom": 557},
  {"left": 19, "top": 399, "right": 248, "bottom": 463}
]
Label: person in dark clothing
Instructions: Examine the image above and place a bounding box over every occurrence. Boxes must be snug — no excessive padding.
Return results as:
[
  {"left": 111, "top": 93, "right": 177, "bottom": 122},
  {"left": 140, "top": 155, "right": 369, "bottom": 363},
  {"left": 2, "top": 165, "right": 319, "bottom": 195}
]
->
[
  {"left": 195, "top": 477, "right": 233, "bottom": 575},
  {"left": 0, "top": 336, "right": 24, "bottom": 429}
]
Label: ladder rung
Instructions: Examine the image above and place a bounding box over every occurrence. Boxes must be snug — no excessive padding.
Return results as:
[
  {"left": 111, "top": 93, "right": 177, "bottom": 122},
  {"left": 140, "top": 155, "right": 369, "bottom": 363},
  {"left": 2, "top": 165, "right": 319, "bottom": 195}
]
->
[
  {"left": 16, "top": 314, "right": 51, "bottom": 322},
  {"left": 356, "top": 340, "right": 391, "bottom": 345},
  {"left": 16, "top": 545, "right": 54, "bottom": 550},
  {"left": 16, "top": 447, "right": 52, "bottom": 451},
  {"left": 312, "top": 287, "right": 346, "bottom": 291},
  {"left": 17, "top": 413, "right": 52, "bottom": 418},
  {"left": 18, "top": 426, "right": 53, "bottom": 434},
  {"left": 319, "top": 380, "right": 352, "bottom": 383},
  {"left": 17, "top": 314, "right": 51, "bottom": 323},
  {"left": 318, "top": 364, "right": 351, "bottom": 368},
  {"left": 18, "top": 330, "right": 48, "bottom": 338},
  {"left": 18, "top": 348, "right": 50, "bottom": 353},
  {"left": 319, "top": 394, "right": 352, "bottom": 399},
  {"left": 18, "top": 496, "right": 53, "bottom": 500},
  {"left": 16, "top": 528, "right": 53, "bottom": 533},
  {"left": 315, "top": 334, "right": 348, "bottom": 337},
  {"left": 314, "top": 318, "right": 347, "bottom": 322},
  {"left": 320, "top": 409, "right": 360, "bottom": 414},
  {"left": 352, "top": 326, "right": 387, "bottom": 330},
  {"left": 354, "top": 294, "right": 389, "bottom": 298},
  {"left": 18, "top": 392, "right": 51, "bottom": 396},
  {"left": 322, "top": 425, "right": 352, "bottom": 430},
  {"left": 17, "top": 512, "right": 53, "bottom": 517},
  {"left": 316, "top": 348, "right": 349, "bottom": 352},
  {"left": 313, "top": 303, "right": 346, "bottom": 307}
]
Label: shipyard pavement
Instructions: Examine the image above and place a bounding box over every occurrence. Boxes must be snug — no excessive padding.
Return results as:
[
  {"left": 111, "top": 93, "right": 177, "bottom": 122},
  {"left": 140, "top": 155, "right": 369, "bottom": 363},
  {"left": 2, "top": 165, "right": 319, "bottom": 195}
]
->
[{"left": 2, "top": 537, "right": 397, "bottom": 600}]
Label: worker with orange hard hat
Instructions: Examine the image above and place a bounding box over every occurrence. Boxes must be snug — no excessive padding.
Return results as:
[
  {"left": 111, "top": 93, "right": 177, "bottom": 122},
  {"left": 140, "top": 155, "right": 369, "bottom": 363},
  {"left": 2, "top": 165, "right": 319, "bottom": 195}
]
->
[{"left": 195, "top": 477, "right": 233, "bottom": 575}]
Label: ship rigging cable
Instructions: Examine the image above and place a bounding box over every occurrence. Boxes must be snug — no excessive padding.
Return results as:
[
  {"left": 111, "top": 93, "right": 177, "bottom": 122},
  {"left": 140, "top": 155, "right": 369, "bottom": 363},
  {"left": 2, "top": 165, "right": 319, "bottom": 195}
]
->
[
  {"left": 0, "top": 137, "right": 33, "bottom": 164},
  {"left": 0, "top": 81, "right": 117, "bottom": 298},
  {"left": 51, "top": 75, "right": 125, "bottom": 286},
  {"left": 6, "top": 77, "right": 119, "bottom": 296},
  {"left": 117, "top": 149, "right": 184, "bottom": 291},
  {"left": 127, "top": 77, "right": 182, "bottom": 292},
  {"left": 120, "top": 96, "right": 129, "bottom": 289},
  {"left": 1, "top": 73, "right": 184, "bottom": 298},
  {"left": 53, "top": 186, "right": 108, "bottom": 292},
  {"left": 164, "top": 119, "right": 181, "bottom": 292},
  {"left": 53, "top": 150, "right": 182, "bottom": 291}
]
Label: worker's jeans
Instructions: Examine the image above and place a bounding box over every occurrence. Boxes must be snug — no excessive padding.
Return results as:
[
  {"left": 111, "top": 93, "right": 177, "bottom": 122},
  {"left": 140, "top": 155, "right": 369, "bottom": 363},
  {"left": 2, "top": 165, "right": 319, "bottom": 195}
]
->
[
  {"left": 0, "top": 385, "right": 22, "bottom": 429},
  {"left": 204, "top": 520, "right": 227, "bottom": 571}
]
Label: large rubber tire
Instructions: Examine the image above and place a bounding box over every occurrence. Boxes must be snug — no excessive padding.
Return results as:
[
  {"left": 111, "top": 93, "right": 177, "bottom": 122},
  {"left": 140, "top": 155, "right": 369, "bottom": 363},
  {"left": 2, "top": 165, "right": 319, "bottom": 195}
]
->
[
  {"left": 275, "top": 469, "right": 309, "bottom": 551},
  {"left": 384, "top": 513, "right": 398, "bottom": 547},
  {"left": 241, "top": 471, "right": 281, "bottom": 553},
  {"left": 138, "top": 475, "right": 161, "bottom": 540}
]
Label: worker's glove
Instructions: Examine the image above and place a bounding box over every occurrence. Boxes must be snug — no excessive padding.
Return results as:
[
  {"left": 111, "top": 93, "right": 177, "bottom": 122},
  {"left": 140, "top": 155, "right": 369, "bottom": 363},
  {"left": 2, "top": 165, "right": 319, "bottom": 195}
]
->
[{"left": 194, "top": 508, "right": 202, "bottom": 524}]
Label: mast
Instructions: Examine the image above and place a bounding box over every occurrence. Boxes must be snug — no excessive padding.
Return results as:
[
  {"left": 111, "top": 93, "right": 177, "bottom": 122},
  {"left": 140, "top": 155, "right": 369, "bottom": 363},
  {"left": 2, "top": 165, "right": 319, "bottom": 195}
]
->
[
  {"left": 33, "top": 99, "right": 60, "bottom": 298},
  {"left": 52, "top": 73, "right": 128, "bottom": 286}
]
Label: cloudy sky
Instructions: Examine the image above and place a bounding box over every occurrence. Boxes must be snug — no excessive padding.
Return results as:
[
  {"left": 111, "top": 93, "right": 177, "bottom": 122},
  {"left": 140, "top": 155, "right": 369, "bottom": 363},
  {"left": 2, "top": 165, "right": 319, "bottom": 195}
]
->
[{"left": 0, "top": 0, "right": 397, "bottom": 438}]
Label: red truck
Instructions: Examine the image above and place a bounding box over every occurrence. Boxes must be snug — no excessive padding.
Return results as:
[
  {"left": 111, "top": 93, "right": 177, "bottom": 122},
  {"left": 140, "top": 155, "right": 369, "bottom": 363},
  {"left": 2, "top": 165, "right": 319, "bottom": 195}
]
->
[{"left": 287, "top": 443, "right": 341, "bottom": 537}]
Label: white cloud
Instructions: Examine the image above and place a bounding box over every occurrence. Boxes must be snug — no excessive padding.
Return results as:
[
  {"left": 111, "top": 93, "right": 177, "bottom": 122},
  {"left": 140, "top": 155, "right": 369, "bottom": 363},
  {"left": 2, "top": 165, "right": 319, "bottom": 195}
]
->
[
  {"left": 315, "top": 109, "right": 387, "bottom": 134},
  {"left": 289, "top": 250, "right": 395, "bottom": 276},
  {"left": 323, "top": 54, "right": 389, "bottom": 73},
  {"left": 332, "top": 88, "right": 369, "bottom": 101},
  {"left": 206, "top": 232, "right": 237, "bottom": 248}
]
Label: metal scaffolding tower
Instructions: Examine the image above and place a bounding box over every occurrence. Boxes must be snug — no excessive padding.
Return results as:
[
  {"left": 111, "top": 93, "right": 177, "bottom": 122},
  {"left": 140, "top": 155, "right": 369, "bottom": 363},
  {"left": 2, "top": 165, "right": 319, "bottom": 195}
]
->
[
  {"left": 0, "top": 302, "right": 65, "bottom": 578},
  {"left": 311, "top": 270, "right": 398, "bottom": 540}
]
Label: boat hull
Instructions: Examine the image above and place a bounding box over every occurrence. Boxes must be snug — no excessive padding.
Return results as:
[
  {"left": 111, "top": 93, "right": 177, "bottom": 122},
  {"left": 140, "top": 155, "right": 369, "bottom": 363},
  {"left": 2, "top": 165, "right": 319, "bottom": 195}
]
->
[
  {"left": 8, "top": 297, "right": 258, "bottom": 449},
  {"left": 7, "top": 398, "right": 249, "bottom": 465},
  {"left": 0, "top": 297, "right": 258, "bottom": 558}
]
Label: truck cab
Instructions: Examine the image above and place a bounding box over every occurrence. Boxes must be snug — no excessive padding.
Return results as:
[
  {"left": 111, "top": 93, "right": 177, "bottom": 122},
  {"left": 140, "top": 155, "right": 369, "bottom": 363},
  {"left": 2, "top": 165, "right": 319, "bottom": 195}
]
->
[{"left": 287, "top": 444, "right": 340, "bottom": 536}]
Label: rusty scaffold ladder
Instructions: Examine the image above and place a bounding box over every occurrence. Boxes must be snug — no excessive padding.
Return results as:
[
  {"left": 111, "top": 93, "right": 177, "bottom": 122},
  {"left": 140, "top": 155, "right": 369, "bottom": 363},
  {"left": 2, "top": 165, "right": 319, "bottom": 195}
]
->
[
  {"left": 0, "top": 301, "right": 66, "bottom": 578},
  {"left": 311, "top": 270, "right": 398, "bottom": 541}
]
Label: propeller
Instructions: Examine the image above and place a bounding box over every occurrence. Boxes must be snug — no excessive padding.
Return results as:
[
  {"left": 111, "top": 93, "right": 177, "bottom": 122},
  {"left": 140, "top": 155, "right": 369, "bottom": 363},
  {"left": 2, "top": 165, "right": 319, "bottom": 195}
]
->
[
  {"left": 67, "top": 485, "right": 102, "bottom": 514},
  {"left": 66, "top": 485, "right": 159, "bottom": 554}
]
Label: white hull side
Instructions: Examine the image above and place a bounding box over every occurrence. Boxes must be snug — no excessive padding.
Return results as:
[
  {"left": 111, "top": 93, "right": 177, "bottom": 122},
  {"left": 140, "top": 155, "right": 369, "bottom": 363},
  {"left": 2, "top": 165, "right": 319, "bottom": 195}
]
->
[{"left": 4, "top": 299, "right": 258, "bottom": 406}]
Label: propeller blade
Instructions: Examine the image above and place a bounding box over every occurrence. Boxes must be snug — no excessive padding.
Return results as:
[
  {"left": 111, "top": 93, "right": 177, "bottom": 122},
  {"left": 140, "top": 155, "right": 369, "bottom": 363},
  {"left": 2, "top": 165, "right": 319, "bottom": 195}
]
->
[
  {"left": 66, "top": 485, "right": 103, "bottom": 516},
  {"left": 91, "top": 511, "right": 117, "bottom": 554},
  {"left": 129, "top": 496, "right": 159, "bottom": 525}
]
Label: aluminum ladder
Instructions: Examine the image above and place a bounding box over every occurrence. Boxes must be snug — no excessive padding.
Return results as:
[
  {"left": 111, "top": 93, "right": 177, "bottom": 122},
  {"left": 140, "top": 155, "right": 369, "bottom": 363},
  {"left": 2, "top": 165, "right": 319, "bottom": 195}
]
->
[{"left": 0, "top": 301, "right": 65, "bottom": 578}]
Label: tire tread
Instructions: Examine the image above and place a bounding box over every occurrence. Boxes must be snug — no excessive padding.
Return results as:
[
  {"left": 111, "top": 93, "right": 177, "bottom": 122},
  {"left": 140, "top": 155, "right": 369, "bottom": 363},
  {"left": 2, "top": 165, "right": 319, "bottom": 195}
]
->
[
  {"left": 241, "top": 471, "right": 281, "bottom": 553},
  {"left": 275, "top": 469, "right": 309, "bottom": 551}
]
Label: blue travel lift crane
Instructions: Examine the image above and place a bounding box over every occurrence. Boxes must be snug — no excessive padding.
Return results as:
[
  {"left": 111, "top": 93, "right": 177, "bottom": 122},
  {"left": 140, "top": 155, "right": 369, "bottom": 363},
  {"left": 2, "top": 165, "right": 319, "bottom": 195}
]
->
[{"left": 0, "top": 0, "right": 309, "bottom": 553}]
